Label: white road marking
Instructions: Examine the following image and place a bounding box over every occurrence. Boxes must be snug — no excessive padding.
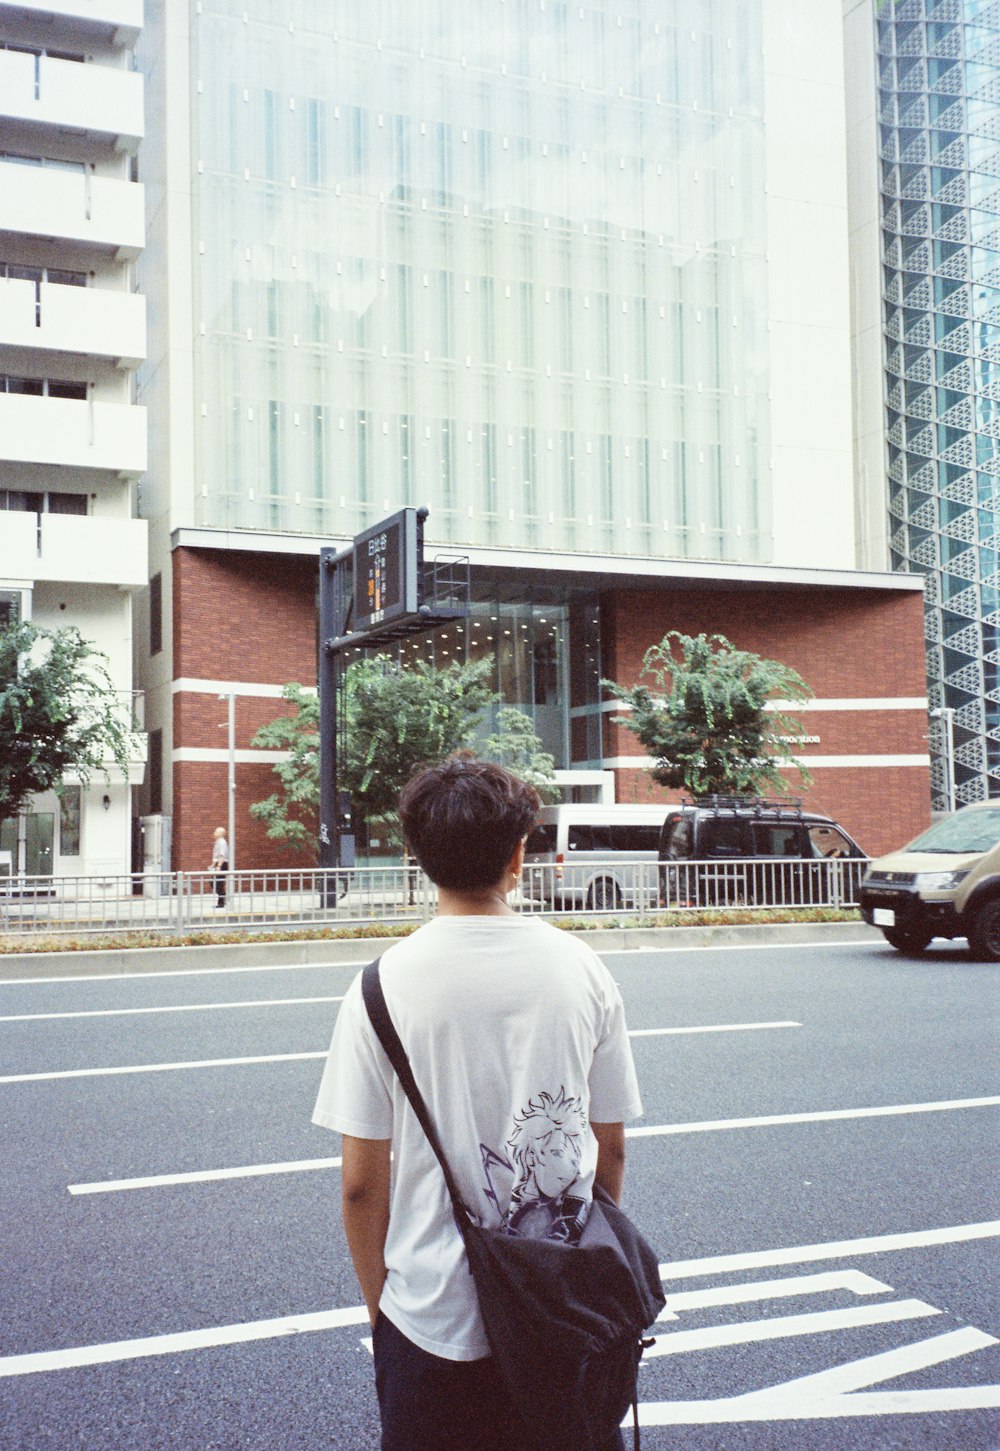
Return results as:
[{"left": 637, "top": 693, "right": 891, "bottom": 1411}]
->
[
  {"left": 662, "top": 1269, "right": 892, "bottom": 1315},
  {"left": 1, "top": 1224, "right": 995, "bottom": 1384},
  {"left": 0, "top": 1305, "right": 370, "bottom": 1379},
  {"left": 0, "top": 1051, "right": 326, "bottom": 1084},
  {"left": 629, "top": 1095, "right": 1000, "bottom": 1141},
  {"left": 0, "top": 996, "right": 344, "bottom": 1023},
  {"left": 0, "top": 936, "right": 880, "bottom": 990},
  {"left": 629, "top": 1021, "right": 800, "bottom": 1037},
  {"left": 637, "top": 1327, "right": 1000, "bottom": 1424},
  {"left": 659, "top": 1218, "right": 1000, "bottom": 1280},
  {"left": 68, "top": 1157, "right": 344, "bottom": 1195},
  {"left": 0, "top": 960, "right": 361, "bottom": 987},
  {"left": 644, "top": 1298, "right": 940, "bottom": 1358}
]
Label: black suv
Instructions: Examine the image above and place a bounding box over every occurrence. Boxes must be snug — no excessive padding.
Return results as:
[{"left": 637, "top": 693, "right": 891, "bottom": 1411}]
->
[{"left": 658, "top": 798, "right": 867, "bottom": 909}]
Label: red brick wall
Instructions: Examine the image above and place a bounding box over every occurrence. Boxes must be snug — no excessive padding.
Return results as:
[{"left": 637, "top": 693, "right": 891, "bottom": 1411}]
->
[
  {"left": 600, "top": 584, "right": 931, "bottom": 858},
  {"left": 172, "top": 548, "right": 319, "bottom": 871}
]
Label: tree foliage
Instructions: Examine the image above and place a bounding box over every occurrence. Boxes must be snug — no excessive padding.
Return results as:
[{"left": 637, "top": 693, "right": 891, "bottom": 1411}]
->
[
  {"left": 481, "top": 706, "right": 560, "bottom": 802},
  {"left": 251, "top": 656, "right": 555, "bottom": 852},
  {"left": 0, "top": 621, "right": 135, "bottom": 825},
  {"left": 603, "top": 631, "right": 814, "bottom": 798}
]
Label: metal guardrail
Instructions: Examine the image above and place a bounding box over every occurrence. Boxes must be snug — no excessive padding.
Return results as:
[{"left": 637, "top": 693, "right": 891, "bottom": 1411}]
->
[{"left": 0, "top": 857, "right": 866, "bottom": 939}]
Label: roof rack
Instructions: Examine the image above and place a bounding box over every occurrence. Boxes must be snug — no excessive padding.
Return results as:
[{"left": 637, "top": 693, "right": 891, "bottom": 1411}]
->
[{"left": 680, "top": 795, "right": 804, "bottom": 819}]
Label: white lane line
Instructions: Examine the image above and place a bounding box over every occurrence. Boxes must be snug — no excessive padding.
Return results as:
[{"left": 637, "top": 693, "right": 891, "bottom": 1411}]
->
[
  {"left": 0, "top": 1305, "right": 371, "bottom": 1379},
  {"left": 628, "top": 1095, "right": 1000, "bottom": 1140},
  {"left": 0, "top": 996, "right": 344, "bottom": 1023},
  {"left": 662, "top": 1270, "right": 892, "bottom": 1315},
  {"left": 659, "top": 1219, "right": 1000, "bottom": 1281},
  {"left": 2, "top": 1224, "right": 994, "bottom": 1380},
  {"left": 0, "top": 935, "right": 878, "bottom": 988},
  {"left": 0, "top": 960, "right": 363, "bottom": 987},
  {"left": 0, "top": 1051, "right": 326, "bottom": 1084},
  {"left": 629, "top": 1021, "right": 800, "bottom": 1037},
  {"left": 644, "top": 1298, "right": 940, "bottom": 1358},
  {"left": 69, "top": 1157, "right": 344, "bottom": 1195}
]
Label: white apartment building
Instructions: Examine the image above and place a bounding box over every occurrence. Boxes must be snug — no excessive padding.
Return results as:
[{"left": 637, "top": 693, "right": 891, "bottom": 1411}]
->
[{"left": 0, "top": 0, "right": 148, "bottom": 876}]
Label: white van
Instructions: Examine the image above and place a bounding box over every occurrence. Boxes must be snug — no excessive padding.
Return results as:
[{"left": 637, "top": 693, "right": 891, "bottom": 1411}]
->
[{"left": 522, "top": 804, "right": 668, "bottom": 912}]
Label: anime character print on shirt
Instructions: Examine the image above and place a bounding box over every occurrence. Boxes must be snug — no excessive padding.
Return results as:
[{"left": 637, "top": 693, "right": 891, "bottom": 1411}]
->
[{"left": 480, "top": 1087, "right": 590, "bottom": 1244}]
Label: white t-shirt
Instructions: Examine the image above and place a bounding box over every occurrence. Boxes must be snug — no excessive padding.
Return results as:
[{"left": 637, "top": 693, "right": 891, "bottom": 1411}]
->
[{"left": 312, "top": 915, "right": 643, "bottom": 1361}]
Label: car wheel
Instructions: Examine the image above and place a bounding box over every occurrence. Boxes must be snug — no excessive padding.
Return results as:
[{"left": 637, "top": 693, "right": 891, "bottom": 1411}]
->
[
  {"left": 881, "top": 925, "right": 932, "bottom": 955},
  {"left": 587, "top": 878, "right": 621, "bottom": 912},
  {"left": 967, "top": 899, "right": 1000, "bottom": 961}
]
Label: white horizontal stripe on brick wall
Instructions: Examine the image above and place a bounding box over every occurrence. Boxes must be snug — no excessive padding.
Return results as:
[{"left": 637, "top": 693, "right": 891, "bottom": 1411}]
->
[
  {"left": 576, "top": 697, "right": 929, "bottom": 718},
  {"left": 172, "top": 749, "right": 291, "bottom": 764},
  {"left": 601, "top": 754, "right": 931, "bottom": 770},
  {"left": 172, "top": 679, "right": 316, "bottom": 698}
]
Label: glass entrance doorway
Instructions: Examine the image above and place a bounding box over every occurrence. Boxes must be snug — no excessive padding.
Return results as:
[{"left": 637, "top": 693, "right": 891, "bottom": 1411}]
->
[{"left": 0, "top": 813, "right": 55, "bottom": 875}]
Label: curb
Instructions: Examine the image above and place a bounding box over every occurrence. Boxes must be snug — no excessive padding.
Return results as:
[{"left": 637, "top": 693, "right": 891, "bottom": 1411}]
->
[{"left": 0, "top": 921, "right": 882, "bottom": 980}]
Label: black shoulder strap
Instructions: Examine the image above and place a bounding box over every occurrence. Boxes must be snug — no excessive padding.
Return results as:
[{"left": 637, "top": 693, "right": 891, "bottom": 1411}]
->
[{"left": 361, "top": 958, "right": 472, "bottom": 1222}]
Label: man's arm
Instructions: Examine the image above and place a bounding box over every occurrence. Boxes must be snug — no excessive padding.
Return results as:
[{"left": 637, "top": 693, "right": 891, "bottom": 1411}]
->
[
  {"left": 341, "top": 1135, "right": 392, "bottom": 1325},
  {"left": 592, "top": 1121, "right": 626, "bottom": 1204}
]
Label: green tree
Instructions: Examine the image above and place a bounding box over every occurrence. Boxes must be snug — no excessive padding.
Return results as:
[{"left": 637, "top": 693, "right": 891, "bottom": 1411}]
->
[
  {"left": 603, "top": 630, "right": 813, "bottom": 799},
  {"left": 0, "top": 621, "right": 135, "bottom": 831},
  {"left": 481, "top": 707, "right": 560, "bottom": 802},
  {"left": 250, "top": 655, "right": 499, "bottom": 852}
]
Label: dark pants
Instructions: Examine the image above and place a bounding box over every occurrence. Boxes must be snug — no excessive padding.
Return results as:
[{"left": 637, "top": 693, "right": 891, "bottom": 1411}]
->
[
  {"left": 372, "top": 1311, "right": 626, "bottom": 1451},
  {"left": 214, "top": 869, "right": 227, "bottom": 907}
]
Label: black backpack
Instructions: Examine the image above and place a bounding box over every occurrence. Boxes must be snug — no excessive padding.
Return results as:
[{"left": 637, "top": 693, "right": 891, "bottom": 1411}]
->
[{"left": 362, "top": 958, "right": 665, "bottom": 1451}]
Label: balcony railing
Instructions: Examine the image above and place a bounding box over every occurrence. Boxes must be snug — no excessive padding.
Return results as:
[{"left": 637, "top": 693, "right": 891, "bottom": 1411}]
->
[
  {"left": 0, "top": 510, "right": 148, "bottom": 587},
  {"left": 0, "top": 394, "right": 147, "bottom": 477},
  {"left": 0, "top": 161, "right": 144, "bottom": 257},
  {"left": 0, "top": 277, "right": 145, "bottom": 364},
  {"left": 0, "top": 51, "right": 143, "bottom": 150}
]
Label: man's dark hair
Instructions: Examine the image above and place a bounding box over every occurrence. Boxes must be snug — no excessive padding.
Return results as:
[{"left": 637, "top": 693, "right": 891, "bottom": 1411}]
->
[{"left": 400, "top": 753, "right": 541, "bottom": 891}]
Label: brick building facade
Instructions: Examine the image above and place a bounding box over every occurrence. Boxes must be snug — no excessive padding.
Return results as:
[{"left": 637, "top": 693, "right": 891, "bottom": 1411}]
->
[{"left": 164, "top": 543, "right": 930, "bottom": 871}]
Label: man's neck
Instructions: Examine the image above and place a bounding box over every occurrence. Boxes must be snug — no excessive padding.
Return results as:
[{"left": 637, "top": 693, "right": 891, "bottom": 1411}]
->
[{"left": 435, "top": 886, "right": 515, "bottom": 917}]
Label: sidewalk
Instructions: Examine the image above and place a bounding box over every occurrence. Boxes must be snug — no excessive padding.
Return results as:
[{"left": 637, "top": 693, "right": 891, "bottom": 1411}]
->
[{"left": 0, "top": 920, "right": 882, "bottom": 979}]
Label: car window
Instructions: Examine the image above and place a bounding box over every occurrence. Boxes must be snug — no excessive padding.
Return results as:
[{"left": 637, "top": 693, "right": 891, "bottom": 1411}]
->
[
  {"left": 699, "top": 819, "right": 750, "bottom": 857},
  {"left": 808, "top": 824, "right": 854, "bottom": 858},
  {"left": 524, "top": 824, "right": 556, "bottom": 855},
  {"left": 660, "top": 816, "right": 693, "bottom": 860},
  {"left": 567, "top": 825, "right": 591, "bottom": 851},
  {"left": 590, "top": 825, "right": 612, "bottom": 852},
  {"left": 609, "top": 824, "right": 661, "bottom": 851},
  {"left": 751, "top": 823, "right": 805, "bottom": 857}
]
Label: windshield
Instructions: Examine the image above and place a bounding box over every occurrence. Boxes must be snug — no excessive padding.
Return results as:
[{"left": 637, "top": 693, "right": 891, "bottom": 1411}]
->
[{"left": 903, "top": 808, "right": 1000, "bottom": 855}]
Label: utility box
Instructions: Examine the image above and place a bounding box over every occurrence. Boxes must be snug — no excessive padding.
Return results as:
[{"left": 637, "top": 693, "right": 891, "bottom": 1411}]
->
[{"left": 141, "top": 814, "right": 172, "bottom": 897}]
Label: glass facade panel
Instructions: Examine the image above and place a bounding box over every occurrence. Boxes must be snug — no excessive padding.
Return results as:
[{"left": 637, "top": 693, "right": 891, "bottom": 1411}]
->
[
  {"left": 189, "top": 0, "right": 771, "bottom": 562},
  {"left": 876, "top": 0, "right": 1000, "bottom": 808}
]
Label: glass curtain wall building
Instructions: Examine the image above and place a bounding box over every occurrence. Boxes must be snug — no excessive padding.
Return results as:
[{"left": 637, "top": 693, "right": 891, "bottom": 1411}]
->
[
  {"left": 876, "top": 0, "right": 1000, "bottom": 806},
  {"left": 189, "top": 0, "right": 771, "bottom": 564}
]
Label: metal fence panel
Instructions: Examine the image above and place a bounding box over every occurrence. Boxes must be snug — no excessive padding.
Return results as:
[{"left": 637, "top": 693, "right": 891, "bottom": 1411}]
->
[{"left": 0, "top": 858, "right": 865, "bottom": 939}]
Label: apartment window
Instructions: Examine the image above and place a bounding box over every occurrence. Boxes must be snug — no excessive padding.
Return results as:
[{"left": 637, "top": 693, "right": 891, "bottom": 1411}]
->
[
  {"left": 0, "top": 489, "right": 86, "bottom": 515},
  {"left": 0, "top": 152, "right": 84, "bottom": 173},
  {"left": 149, "top": 572, "right": 162, "bottom": 656},
  {"left": 0, "top": 375, "right": 87, "bottom": 399},
  {"left": 59, "top": 786, "right": 81, "bottom": 857},
  {"left": 148, "top": 729, "right": 163, "bottom": 815},
  {"left": 0, "top": 588, "right": 23, "bottom": 628}
]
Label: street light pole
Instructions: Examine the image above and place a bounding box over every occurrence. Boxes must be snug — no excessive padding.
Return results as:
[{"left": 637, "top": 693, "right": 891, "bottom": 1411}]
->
[{"left": 930, "top": 706, "right": 956, "bottom": 815}]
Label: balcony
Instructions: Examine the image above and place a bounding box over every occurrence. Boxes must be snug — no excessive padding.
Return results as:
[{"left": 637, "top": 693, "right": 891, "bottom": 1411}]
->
[
  {"left": 0, "top": 160, "right": 144, "bottom": 258},
  {"left": 0, "top": 1, "right": 143, "bottom": 45},
  {"left": 0, "top": 277, "right": 145, "bottom": 364},
  {"left": 0, "top": 393, "right": 147, "bottom": 477},
  {"left": 0, "top": 51, "right": 143, "bottom": 152},
  {"left": 0, "top": 510, "right": 147, "bottom": 588}
]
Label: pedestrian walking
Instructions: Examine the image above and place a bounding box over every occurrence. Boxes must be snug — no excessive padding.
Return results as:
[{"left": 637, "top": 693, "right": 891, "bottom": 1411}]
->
[
  {"left": 313, "top": 755, "right": 644, "bottom": 1451},
  {"left": 209, "top": 826, "right": 228, "bottom": 908}
]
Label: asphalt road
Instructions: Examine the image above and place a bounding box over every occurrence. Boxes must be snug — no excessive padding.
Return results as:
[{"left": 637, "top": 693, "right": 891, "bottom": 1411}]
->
[{"left": 1, "top": 937, "right": 998, "bottom": 1450}]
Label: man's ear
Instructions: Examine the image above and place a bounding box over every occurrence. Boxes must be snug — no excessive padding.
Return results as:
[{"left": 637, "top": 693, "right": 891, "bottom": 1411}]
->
[{"left": 508, "top": 837, "right": 526, "bottom": 877}]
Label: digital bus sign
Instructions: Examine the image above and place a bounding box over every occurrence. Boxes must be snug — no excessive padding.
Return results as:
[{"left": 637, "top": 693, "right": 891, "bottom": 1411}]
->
[{"left": 352, "top": 508, "right": 419, "bottom": 630}]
